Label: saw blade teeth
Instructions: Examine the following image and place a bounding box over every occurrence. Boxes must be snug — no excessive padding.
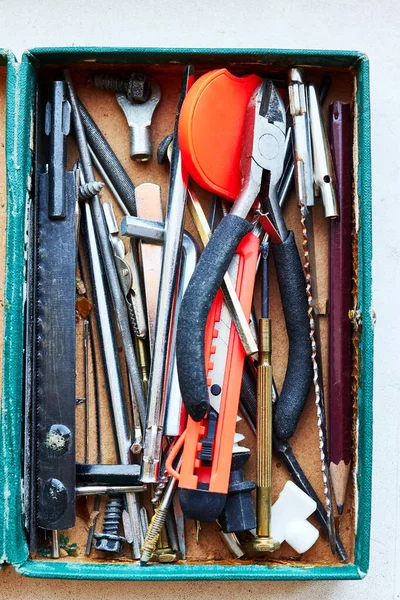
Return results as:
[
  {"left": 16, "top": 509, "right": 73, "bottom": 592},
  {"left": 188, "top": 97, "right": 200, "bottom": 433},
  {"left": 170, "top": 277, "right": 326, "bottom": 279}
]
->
[{"left": 234, "top": 433, "right": 245, "bottom": 444}]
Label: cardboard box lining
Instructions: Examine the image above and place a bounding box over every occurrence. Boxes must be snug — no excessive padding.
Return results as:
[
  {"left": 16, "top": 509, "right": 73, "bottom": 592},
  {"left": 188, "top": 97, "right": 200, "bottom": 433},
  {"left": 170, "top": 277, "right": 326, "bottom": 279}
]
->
[{"left": 25, "top": 58, "right": 358, "bottom": 570}]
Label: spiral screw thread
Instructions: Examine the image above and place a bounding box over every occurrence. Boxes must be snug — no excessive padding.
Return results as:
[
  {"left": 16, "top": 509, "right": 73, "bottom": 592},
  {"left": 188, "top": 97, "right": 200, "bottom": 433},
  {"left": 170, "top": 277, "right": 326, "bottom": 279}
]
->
[
  {"left": 151, "top": 471, "right": 169, "bottom": 506},
  {"left": 300, "top": 203, "right": 336, "bottom": 551},
  {"left": 140, "top": 507, "right": 168, "bottom": 565},
  {"left": 102, "top": 496, "right": 124, "bottom": 536},
  {"left": 93, "top": 73, "right": 131, "bottom": 95},
  {"left": 79, "top": 180, "right": 104, "bottom": 200},
  {"left": 92, "top": 73, "right": 151, "bottom": 104},
  {"left": 94, "top": 495, "right": 126, "bottom": 553}
]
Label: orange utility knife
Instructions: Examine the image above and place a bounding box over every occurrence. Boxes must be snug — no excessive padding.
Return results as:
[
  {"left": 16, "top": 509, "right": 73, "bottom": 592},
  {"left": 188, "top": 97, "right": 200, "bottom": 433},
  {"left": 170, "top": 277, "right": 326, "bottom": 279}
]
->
[{"left": 167, "top": 231, "right": 259, "bottom": 522}]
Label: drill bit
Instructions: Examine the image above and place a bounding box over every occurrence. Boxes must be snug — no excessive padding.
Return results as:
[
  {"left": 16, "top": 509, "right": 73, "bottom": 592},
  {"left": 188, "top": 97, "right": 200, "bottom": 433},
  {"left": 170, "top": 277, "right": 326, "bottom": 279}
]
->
[
  {"left": 299, "top": 201, "right": 337, "bottom": 554},
  {"left": 288, "top": 67, "right": 337, "bottom": 553}
]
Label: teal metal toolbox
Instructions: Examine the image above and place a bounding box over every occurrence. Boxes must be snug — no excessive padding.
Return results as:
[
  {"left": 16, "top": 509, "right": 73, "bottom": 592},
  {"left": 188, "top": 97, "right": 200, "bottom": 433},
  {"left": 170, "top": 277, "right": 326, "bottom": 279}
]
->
[{"left": 0, "top": 47, "right": 373, "bottom": 580}]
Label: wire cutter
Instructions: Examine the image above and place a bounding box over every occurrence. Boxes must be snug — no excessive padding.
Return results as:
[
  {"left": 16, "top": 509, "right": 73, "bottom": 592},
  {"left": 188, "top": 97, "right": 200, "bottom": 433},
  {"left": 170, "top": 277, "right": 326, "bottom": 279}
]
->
[{"left": 176, "top": 80, "right": 291, "bottom": 422}]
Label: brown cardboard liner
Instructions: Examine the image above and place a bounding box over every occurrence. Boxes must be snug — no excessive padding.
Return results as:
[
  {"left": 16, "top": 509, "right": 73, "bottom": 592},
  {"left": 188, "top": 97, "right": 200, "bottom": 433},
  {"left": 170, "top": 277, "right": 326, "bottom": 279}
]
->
[{"left": 29, "top": 61, "right": 357, "bottom": 567}]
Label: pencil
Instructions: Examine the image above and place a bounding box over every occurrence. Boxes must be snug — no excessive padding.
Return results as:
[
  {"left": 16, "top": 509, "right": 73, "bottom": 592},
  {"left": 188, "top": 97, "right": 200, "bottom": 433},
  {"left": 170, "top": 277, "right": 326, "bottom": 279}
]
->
[{"left": 328, "top": 102, "right": 353, "bottom": 514}]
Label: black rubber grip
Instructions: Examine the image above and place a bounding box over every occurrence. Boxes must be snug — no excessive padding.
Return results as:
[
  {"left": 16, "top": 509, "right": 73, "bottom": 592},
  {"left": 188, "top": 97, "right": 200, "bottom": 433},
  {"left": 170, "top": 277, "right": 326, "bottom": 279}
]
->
[
  {"left": 271, "top": 230, "right": 313, "bottom": 440},
  {"left": 77, "top": 100, "right": 137, "bottom": 216},
  {"left": 176, "top": 214, "right": 252, "bottom": 421}
]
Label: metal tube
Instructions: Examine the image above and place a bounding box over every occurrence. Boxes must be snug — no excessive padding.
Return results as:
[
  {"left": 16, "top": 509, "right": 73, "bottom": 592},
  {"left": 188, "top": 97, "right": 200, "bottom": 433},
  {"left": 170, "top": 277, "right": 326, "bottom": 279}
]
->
[
  {"left": 288, "top": 68, "right": 315, "bottom": 208},
  {"left": 307, "top": 83, "right": 338, "bottom": 218}
]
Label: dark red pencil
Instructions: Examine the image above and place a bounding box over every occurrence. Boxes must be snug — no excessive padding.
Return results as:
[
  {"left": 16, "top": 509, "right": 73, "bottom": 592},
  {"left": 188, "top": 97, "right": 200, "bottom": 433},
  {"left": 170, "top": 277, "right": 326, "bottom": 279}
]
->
[{"left": 328, "top": 102, "right": 353, "bottom": 514}]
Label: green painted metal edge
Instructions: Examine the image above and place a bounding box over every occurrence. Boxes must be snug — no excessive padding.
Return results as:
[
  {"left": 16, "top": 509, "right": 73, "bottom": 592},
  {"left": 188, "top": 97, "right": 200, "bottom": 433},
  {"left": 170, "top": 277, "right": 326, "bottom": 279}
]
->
[
  {"left": 0, "top": 52, "right": 35, "bottom": 566},
  {"left": 15, "top": 559, "right": 361, "bottom": 581},
  {"left": 3, "top": 47, "right": 371, "bottom": 581},
  {"left": 26, "top": 46, "right": 364, "bottom": 68},
  {"left": 0, "top": 49, "right": 18, "bottom": 566},
  {"left": 352, "top": 54, "right": 373, "bottom": 577}
]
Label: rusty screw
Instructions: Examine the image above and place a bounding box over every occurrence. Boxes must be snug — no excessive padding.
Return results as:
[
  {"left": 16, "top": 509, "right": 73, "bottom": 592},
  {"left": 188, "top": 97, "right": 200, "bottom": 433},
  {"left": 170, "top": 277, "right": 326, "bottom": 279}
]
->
[{"left": 92, "top": 72, "right": 151, "bottom": 104}]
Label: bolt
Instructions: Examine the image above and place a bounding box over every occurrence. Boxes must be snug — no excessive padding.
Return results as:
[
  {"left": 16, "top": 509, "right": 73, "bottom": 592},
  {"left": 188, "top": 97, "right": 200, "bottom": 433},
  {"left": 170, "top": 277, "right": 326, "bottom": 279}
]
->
[
  {"left": 92, "top": 72, "right": 151, "bottom": 104},
  {"left": 94, "top": 495, "right": 126, "bottom": 553},
  {"left": 79, "top": 180, "right": 105, "bottom": 200}
]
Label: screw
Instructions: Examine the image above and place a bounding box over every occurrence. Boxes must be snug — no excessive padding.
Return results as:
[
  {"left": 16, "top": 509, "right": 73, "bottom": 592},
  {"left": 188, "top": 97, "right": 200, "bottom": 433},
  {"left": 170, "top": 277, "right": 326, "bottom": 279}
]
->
[
  {"left": 94, "top": 495, "right": 126, "bottom": 553},
  {"left": 79, "top": 180, "right": 104, "bottom": 200},
  {"left": 140, "top": 459, "right": 182, "bottom": 566},
  {"left": 92, "top": 72, "right": 151, "bottom": 104}
]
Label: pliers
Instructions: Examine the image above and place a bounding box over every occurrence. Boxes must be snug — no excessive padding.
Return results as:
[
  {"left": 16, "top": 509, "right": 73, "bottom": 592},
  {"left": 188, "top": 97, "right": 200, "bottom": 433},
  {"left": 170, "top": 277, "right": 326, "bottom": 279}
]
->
[{"left": 177, "top": 79, "right": 313, "bottom": 428}]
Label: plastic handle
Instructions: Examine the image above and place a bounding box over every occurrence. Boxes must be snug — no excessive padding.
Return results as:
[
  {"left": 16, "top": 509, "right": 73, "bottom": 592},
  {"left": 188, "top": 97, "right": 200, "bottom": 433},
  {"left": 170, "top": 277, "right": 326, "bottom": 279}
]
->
[
  {"left": 165, "top": 430, "right": 186, "bottom": 480},
  {"left": 271, "top": 230, "right": 313, "bottom": 440},
  {"left": 176, "top": 214, "right": 252, "bottom": 421}
]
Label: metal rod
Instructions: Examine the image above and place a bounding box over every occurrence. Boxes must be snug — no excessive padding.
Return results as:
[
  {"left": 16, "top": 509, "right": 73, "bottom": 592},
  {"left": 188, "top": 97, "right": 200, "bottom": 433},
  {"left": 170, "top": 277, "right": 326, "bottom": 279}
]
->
[
  {"left": 164, "top": 233, "right": 198, "bottom": 436},
  {"left": 261, "top": 243, "right": 269, "bottom": 319},
  {"left": 51, "top": 530, "right": 60, "bottom": 559},
  {"left": 140, "top": 66, "right": 193, "bottom": 483},
  {"left": 76, "top": 485, "right": 145, "bottom": 495},
  {"left": 89, "top": 145, "right": 129, "bottom": 216},
  {"left": 84, "top": 320, "right": 90, "bottom": 463}
]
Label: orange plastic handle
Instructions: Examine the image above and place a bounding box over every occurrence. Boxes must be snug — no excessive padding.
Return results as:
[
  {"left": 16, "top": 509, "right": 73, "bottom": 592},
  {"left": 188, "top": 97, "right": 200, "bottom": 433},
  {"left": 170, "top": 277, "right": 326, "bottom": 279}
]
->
[
  {"left": 165, "top": 430, "right": 187, "bottom": 480},
  {"left": 179, "top": 69, "right": 262, "bottom": 201},
  {"left": 177, "top": 231, "right": 260, "bottom": 494}
]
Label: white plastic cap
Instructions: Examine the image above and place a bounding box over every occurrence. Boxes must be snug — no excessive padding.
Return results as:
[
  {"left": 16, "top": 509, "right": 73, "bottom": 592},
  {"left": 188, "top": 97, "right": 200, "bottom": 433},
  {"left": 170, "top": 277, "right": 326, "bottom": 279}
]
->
[
  {"left": 285, "top": 519, "right": 320, "bottom": 554},
  {"left": 270, "top": 481, "right": 319, "bottom": 553}
]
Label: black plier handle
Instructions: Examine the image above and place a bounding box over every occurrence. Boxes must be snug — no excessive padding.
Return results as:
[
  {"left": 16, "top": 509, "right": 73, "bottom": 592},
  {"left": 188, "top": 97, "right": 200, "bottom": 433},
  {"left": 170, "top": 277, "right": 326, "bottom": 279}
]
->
[{"left": 177, "top": 80, "right": 287, "bottom": 422}]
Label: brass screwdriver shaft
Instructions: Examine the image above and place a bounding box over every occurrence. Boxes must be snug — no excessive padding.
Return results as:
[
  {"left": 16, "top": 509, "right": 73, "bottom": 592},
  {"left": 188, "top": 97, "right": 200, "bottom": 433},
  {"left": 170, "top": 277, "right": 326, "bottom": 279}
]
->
[
  {"left": 251, "top": 319, "right": 280, "bottom": 552},
  {"left": 250, "top": 243, "right": 279, "bottom": 553}
]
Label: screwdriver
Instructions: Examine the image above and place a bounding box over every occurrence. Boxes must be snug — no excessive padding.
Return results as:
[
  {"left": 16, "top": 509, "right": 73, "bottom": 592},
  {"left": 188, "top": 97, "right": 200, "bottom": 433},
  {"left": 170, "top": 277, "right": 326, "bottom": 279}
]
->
[{"left": 249, "top": 242, "right": 280, "bottom": 553}]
